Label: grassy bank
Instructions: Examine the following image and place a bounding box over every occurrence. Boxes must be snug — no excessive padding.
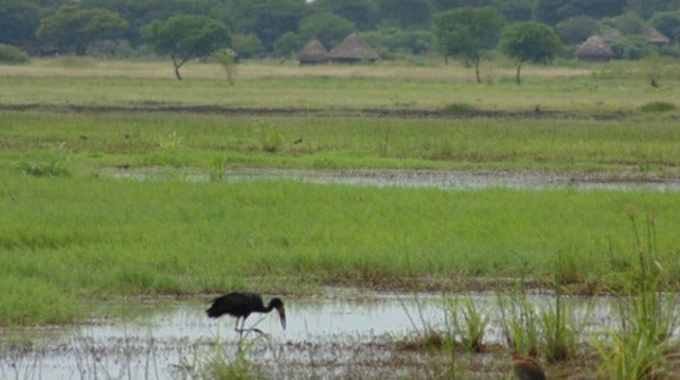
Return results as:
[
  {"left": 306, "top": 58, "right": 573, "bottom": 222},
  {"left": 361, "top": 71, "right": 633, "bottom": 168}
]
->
[
  {"left": 2, "top": 171, "right": 680, "bottom": 324},
  {"left": 1, "top": 58, "right": 679, "bottom": 114}
]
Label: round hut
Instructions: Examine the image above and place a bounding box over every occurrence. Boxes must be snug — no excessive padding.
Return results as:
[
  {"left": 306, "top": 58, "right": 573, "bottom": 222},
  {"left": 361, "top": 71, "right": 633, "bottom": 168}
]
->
[
  {"left": 575, "top": 36, "right": 614, "bottom": 62},
  {"left": 298, "top": 37, "right": 328, "bottom": 65},
  {"left": 643, "top": 27, "right": 670, "bottom": 44},
  {"left": 326, "top": 33, "right": 379, "bottom": 64}
]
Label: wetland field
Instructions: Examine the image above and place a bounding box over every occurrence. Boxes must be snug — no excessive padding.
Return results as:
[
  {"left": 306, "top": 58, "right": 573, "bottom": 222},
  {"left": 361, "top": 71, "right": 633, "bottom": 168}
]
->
[{"left": 2, "top": 58, "right": 680, "bottom": 378}]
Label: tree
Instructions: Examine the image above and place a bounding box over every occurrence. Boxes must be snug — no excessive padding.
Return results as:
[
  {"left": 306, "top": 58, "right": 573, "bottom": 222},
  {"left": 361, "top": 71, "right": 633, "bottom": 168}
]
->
[
  {"left": 535, "top": 0, "right": 625, "bottom": 26},
  {"left": 274, "top": 32, "right": 303, "bottom": 59},
  {"left": 142, "top": 15, "right": 231, "bottom": 81},
  {"left": 299, "top": 12, "right": 355, "bottom": 49},
  {"left": 0, "top": 0, "right": 41, "bottom": 50},
  {"left": 500, "top": 22, "right": 561, "bottom": 84},
  {"left": 217, "top": 0, "right": 307, "bottom": 51},
  {"left": 555, "top": 16, "right": 599, "bottom": 45},
  {"left": 36, "top": 4, "right": 128, "bottom": 55},
  {"left": 433, "top": 7, "right": 504, "bottom": 83},
  {"left": 311, "top": 0, "right": 378, "bottom": 31},
  {"left": 651, "top": 11, "right": 680, "bottom": 44},
  {"left": 377, "top": 0, "right": 431, "bottom": 29}
]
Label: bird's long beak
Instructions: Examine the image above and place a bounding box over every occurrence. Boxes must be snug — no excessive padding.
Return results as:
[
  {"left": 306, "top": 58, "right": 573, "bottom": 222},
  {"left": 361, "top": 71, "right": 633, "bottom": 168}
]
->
[{"left": 277, "top": 305, "right": 286, "bottom": 330}]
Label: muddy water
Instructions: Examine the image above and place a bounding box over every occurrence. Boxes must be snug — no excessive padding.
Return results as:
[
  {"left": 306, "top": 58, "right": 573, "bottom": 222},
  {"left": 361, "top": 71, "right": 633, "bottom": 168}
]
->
[
  {"left": 103, "top": 167, "right": 680, "bottom": 191},
  {"left": 0, "top": 291, "right": 618, "bottom": 379}
]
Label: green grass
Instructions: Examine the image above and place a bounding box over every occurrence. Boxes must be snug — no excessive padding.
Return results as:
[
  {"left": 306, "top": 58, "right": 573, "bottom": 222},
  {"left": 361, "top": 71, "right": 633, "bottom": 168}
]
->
[
  {"left": 3, "top": 111, "right": 680, "bottom": 174},
  {"left": 2, "top": 170, "right": 680, "bottom": 324},
  {"left": 1, "top": 58, "right": 679, "bottom": 114}
]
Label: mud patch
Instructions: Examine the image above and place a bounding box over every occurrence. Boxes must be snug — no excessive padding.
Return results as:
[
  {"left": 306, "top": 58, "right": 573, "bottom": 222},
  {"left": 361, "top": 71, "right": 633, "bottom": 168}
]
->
[{"left": 0, "top": 103, "right": 627, "bottom": 120}]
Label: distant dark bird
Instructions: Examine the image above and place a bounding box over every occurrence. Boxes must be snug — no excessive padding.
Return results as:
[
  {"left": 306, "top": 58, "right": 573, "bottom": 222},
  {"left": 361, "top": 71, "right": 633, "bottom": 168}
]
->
[
  {"left": 512, "top": 353, "right": 546, "bottom": 380},
  {"left": 206, "top": 292, "right": 286, "bottom": 337},
  {"left": 293, "top": 138, "right": 303, "bottom": 144},
  {"left": 79, "top": 134, "right": 88, "bottom": 140}
]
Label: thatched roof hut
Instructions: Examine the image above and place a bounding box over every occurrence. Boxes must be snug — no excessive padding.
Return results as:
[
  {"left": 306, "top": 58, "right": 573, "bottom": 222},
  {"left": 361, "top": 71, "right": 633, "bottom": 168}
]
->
[
  {"left": 298, "top": 37, "right": 328, "bottom": 65},
  {"left": 575, "top": 36, "right": 614, "bottom": 62},
  {"left": 643, "top": 27, "right": 670, "bottom": 44},
  {"left": 327, "top": 33, "right": 379, "bottom": 63},
  {"left": 600, "top": 28, "right": 623, "bottom": 44}
]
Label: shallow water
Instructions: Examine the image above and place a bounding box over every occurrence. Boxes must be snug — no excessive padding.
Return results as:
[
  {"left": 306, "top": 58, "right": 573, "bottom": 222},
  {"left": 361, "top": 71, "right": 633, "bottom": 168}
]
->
[
  {"left": 0, "top": 290, "right": 624, "bottom": 379},
  {"left": 103, "top": 167, "right": 680, "bottom": 191}
]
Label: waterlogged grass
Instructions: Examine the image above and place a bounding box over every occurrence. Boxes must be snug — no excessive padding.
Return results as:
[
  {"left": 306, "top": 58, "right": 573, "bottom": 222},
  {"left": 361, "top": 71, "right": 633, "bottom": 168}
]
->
[
  {"left": 3, "top": 111, "right": 680, "bottom": 174},
  {"left": 2, "top": 171, "right": 680, "bottom": 324}
]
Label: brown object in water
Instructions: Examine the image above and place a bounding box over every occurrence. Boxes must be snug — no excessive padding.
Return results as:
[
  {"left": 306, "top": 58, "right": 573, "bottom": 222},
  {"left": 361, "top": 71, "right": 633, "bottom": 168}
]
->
[{"left": 512, "top": 353, "right": 546, "bottom": 380}]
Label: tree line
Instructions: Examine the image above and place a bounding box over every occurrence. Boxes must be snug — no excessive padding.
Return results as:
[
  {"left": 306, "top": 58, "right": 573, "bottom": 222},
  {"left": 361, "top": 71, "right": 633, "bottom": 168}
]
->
[{"left": 2, "top": 0, "right": 680, "bottom": 62}]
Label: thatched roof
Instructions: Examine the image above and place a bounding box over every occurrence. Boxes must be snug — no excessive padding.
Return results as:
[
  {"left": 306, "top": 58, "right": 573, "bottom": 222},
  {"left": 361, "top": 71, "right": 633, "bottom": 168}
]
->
[
  {"left": 298, "top": 37, "right": 328, "bottom": 64},
  {"left": 643, "top": 27, "right": 670, "bottom": 44},
  {"left": 600, "top": 28, "right": 623, "bottom": 44},
  {"left": 327, "top": 33, "right": 379, "bottom": 63},
  {"left": 575, "top": 36, "right": 614, "bottom": 61}
]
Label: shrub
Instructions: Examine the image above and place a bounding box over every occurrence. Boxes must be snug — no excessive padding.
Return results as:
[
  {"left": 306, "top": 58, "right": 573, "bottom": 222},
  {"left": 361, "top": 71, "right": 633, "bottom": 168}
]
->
[
  {"left": 0, "top": 44, "right": 29, "bottom": 64},
  {"left": 611, "top": 36, "right": 655, "bottom": 60},
  {"left": 232, "top": 34, "right": 264, "bottom": 59}
]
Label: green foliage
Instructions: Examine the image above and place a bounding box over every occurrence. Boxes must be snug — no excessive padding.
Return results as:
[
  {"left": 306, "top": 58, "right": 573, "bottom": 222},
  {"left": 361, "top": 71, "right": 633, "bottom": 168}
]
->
[
  {"left": 0, "top": 0, "right": 40, "bottom": 49},
  {"left": 535, "top": 0, "right": 626, "bottom": 26},
  {"left": 311, "top": 0, "right": 378, "bottom": 30},
  {"left": 555, "top": 16, "right": 599, "bottom": 45},
  {"left": 601, "top": 12, "right": 646, "bottom": 35},
  {"left": 501, "top": 22, "right": 562, "bottom": 83},
  {"left": 142, "top": 15, "right": 231, "bottom": 80},
  {"left": 650, "top": 10, "right": 680, "bottom": 43},
  {"left": 501, "top": 22, "right": 562, "bottom": 65},
  {"left": 363, "top": 28, "right": 434, "bottom": 56},
  {"left": 497, "top": 288, "right": 540, "bottom": 357},
  {"left": 377, "top": 0, "right": 431, "bottom": 29},
  {"left": 212, "top": 50, "right": 238, "bottom": 84},
  {"left": 36, "top": 4, "right": 128, "bottom": 56},
  {"left": 231, "top": 34, "right": 264, "bottom": 59},
  {"left": 448, "top": 295, "right": 490, "bottom": 352},
  {"left": 597, "top": 217, "right": 680, "bottom": 379},
  {"left": 298, "top": 12, "right": 354, "bottom": 49},
  {"left": 433, "top": 7, "right": 504, "bottom": 82},
  {"left": 274, "top": 31, "right": 303, "bottom": 58},
  {"left": 611, "top": 36, "right": 655, "bottom": 60},
  {"left": 0, "top": 43, "right": 29, "bottom": 64}
]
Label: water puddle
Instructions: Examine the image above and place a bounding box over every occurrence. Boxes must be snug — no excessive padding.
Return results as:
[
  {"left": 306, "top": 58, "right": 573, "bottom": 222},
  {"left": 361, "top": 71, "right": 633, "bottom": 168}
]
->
[
  {"left": 0, "top": 290, "right": 628, "bottom": 379},
  {"left": 102, "top": 167, "right": 680, "bottom": 191}
]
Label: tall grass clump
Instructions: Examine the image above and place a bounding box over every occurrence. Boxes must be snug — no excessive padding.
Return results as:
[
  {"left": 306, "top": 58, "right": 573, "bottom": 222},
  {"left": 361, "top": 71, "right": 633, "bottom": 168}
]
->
[
  {"left": 497, "top": 287, "right": 540, "bottom": 357},
  {"left": 597, "top": 215, "right": 680, "bottom": 379},
  {"left": 447, "top": 295, "right": 490, "bottom": 353}
]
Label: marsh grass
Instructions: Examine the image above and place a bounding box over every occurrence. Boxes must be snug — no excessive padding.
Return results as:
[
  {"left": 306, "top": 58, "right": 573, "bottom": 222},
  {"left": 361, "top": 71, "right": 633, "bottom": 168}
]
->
[
  {"left": 4, "top": 111, "right": 680, "bottom": 174},
  {"left": 447, "top": 295, "right": 490, "bottom": 353},
  {"left": 497, "top": 288, "right": 540, "bottom": 357},
  {"left": 3, "top": 168, "right": 680, "bottom": 325},
  {"left": 598, "top": 216, "right": 680, "bottom": 379}
]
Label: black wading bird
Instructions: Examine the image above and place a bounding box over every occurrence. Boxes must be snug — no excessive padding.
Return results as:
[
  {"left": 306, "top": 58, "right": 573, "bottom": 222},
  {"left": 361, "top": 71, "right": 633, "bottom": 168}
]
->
[{"left": 206, "top": 292, "right": 286, "bottom": 337}]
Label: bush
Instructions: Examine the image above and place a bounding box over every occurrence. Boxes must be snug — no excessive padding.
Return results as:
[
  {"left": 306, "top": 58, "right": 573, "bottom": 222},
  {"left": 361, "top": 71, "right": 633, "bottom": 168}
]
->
[
  {"left": 556, "top": 16, "right": 599, "bottom": 45},
  {"left": 232, "top": 34, "right": 264, "bottom": 59},
  {"left": 363, "top": 28, "right": 434, "bottom": 57},
  {"left": 0, "top": 44, "right": 29, "bottom": 64},
  {"left": 611, "top": 36, "right": 655, "bottom": 60}
]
